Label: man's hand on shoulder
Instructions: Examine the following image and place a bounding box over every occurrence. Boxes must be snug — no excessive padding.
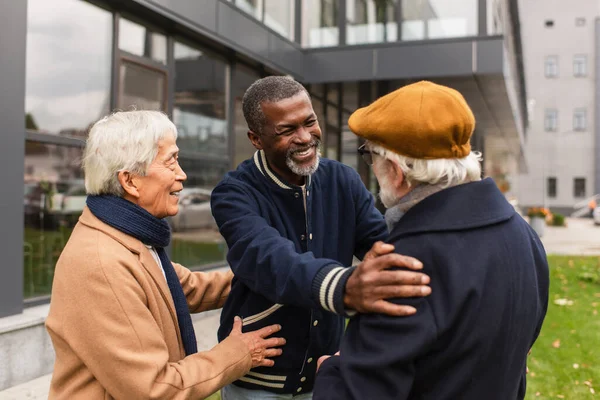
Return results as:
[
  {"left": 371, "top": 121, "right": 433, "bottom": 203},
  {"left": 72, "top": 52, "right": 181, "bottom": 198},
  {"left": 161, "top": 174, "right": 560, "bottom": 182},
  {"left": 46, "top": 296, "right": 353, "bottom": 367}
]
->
[{"left": 344, "top": 242, "right": 431, "bottom": 316}]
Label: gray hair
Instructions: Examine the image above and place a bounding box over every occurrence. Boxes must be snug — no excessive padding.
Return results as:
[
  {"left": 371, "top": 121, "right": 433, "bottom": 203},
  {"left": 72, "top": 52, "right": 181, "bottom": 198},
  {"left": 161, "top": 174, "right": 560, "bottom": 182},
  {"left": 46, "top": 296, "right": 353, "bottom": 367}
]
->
[
  {"left": 370, "top": 143, "right": 483, "bottom": 188},
  {"left": 83, "top": 110, "right": 177, "bottom": 196},
  {"left": 242, "top": 76, "right": 309, "bottom": 134}
]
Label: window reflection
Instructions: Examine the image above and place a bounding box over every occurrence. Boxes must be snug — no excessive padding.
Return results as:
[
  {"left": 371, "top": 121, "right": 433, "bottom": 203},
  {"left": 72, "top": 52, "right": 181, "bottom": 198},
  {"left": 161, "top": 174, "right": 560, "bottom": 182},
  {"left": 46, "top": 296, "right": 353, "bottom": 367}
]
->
[
  {"left": 118, "top": 18, "right": 167, "bottom": 64},
  {"left": 233, "top": 65, "right": 262, "bottom": 166},
  {"left": 173, "top": 42, "right": 228, "bottom": 156},
  {"left": 171, "top": 41, "right": 229, "bottom": 269},
  {"left": 118, "top": 60, "right": 167, "bottom": 111},
  {"left": 302, "top": 0, "right": 339, "bottom": 47},
  {"left": 24, "top": 142, "right": 85, "bottom": 298},
  {"left": 346, "top": 0, "right": 398, "bottom": 45},
  {"left": 402, "top": 0, "right": 478, "bottom": 41},
  {"left": 236, "top": 0, "right": 264, "bottom": 20},
  {"left": 264, "top": 0, "right": 294, "bottom": 38},
  {"left": 25, "top": 0, "right": 112, "bottom": 137}
]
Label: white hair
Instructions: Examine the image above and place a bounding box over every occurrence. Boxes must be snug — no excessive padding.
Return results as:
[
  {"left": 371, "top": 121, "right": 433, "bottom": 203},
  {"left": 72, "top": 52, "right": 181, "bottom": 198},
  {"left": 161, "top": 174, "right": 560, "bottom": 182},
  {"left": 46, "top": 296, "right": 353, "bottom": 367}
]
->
[
  {"left": 370, "top": 143, "right": 483, "bottom": 189},
  {"left": 83, "top": 110, "right": 177, "bottom": 196}
]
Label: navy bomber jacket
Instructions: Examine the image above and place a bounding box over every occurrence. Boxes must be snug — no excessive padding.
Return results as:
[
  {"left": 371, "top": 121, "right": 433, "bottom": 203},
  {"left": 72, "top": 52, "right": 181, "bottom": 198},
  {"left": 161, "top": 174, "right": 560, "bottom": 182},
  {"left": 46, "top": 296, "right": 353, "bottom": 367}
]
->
[{"left": 211, "top": 150, "right": 387, "bottom": 395}]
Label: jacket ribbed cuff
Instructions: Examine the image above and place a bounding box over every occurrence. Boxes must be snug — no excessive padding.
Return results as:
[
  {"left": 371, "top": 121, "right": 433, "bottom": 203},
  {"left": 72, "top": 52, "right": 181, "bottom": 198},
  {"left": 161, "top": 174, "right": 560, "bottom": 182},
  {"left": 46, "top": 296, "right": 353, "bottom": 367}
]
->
[{"left": 311, "top": 265, "right": 356, "bottom": 315}]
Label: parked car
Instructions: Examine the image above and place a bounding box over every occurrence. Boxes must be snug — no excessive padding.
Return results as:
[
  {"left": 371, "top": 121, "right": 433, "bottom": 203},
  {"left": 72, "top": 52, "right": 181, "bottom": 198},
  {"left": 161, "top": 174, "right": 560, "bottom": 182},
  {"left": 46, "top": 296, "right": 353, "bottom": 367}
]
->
[
  {"left": 593, "top": 206, "right": 600, "bottom": 225},
  {"left": 24, "top": 179, "right": 86, "bottom": 229},
  {"left": 57, "top": 182, "right": 87, "bottom": 227},
  {"left": 24, "top": 181, "right": 70, "bottom": 229},
  {"left": 169, "top": 188, "right": 216, "bottom": 232}
]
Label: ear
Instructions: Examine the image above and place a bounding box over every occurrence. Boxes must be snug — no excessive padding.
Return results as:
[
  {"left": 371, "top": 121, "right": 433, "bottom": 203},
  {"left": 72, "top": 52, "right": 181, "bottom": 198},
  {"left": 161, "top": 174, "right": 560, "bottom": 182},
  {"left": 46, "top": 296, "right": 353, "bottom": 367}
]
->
[
  {"left": 247, "top": 130, "right": 263, "bottom": 150},
  {"left": 387, "top": 160, "right": 406, "bottom": 191},
  {"left": 117, "top": 170, "right": 141, "bottom": 199}
]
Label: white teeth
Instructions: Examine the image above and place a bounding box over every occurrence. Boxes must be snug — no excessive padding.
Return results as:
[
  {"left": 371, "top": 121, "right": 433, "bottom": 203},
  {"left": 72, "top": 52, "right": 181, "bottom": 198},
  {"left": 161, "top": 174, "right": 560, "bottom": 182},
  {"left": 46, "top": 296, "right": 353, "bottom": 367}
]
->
[{"left": 295, "top": 148, "right": 312, "bottom": 156}]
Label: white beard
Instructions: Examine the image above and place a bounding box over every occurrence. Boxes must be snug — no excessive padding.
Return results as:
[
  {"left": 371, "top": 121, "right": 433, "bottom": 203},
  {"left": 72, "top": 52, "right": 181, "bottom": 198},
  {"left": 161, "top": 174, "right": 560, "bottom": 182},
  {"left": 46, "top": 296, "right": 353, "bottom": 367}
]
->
[
  {"left": 286, "top": 147, "right": 321, "bottom": 176},
  {"left": 377, "top": 169, "right": 402, "bottom": 209}
]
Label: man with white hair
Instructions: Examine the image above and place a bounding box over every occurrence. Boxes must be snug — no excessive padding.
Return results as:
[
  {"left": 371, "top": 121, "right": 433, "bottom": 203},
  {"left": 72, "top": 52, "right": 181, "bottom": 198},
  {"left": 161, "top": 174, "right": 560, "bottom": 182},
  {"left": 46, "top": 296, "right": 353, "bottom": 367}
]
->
[
  {"left": 313, "top": 81, "right": 550, "bottom": 400},
  {"left": 46, "top": 110, "right": 287, "bottom": 399}
]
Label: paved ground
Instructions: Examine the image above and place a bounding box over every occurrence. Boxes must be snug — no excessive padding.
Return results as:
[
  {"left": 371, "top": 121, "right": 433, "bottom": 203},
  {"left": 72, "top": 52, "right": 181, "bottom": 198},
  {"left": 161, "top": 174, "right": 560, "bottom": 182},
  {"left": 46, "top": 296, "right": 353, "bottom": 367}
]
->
[
  {"left": 539, "top": 217, "right": 600, "bottom": 255},
  {"left": 1, "top": 217, "right": 598, "bottom": 399}
]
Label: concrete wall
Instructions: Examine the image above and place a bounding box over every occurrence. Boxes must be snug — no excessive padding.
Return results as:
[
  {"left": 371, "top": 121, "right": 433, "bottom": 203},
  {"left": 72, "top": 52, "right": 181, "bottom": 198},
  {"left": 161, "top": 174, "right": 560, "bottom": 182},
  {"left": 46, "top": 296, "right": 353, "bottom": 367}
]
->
[
  {"left": 518, "top": 0, "right": 599, "bottom": 210},
  {"left": 0, "top": 306, "right": 55, "bottom": 391}
]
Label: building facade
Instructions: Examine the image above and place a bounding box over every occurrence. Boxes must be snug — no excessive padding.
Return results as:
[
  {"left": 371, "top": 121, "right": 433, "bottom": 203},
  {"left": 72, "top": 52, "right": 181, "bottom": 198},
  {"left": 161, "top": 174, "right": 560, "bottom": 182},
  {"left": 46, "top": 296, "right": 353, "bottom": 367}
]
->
[
  {"left": 517, "top": 0, "right": 600, "bottom": 214},
  {"left": 0, "top": 0, "right": 526, "bottom": 389}
]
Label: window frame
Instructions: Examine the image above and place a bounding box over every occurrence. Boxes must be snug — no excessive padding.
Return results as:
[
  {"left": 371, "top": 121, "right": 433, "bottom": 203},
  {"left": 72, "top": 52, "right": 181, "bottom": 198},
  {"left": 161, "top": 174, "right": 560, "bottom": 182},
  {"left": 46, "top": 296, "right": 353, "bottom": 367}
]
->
[
  {"left": 573, "top": 108, "right": 587, "bottom": 131},
  {"left": 574, "top": 177, "right": 586, "bottom": 198},
  {"left": 544, "top": 55, "right": 559, "bottom": 78},
  {"left": 544, "top": 108, "right": 558, "bottom": 132},
  {"left": 547, "top": 177, "right": 557, "bottom": 198},
  {"left": 573, "top": 54, "right": 588, "bottom": 77}
]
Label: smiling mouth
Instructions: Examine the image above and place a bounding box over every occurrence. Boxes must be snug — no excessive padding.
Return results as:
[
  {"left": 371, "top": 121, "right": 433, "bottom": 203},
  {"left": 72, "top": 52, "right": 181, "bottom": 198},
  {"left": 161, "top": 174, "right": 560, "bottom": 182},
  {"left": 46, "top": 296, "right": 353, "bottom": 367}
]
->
[
  {"left": 291, "top": 147, "right": 315, "bottom": 158},
  {"left": 169, "top": 191, "right": 181, "bottom": 197}
]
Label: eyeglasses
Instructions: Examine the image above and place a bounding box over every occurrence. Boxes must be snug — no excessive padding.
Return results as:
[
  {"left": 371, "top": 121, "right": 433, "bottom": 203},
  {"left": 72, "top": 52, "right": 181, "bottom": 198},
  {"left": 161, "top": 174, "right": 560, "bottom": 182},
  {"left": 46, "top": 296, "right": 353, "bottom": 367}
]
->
[{"left": 357, "top": 144, "right": 379, "bottom": 166}]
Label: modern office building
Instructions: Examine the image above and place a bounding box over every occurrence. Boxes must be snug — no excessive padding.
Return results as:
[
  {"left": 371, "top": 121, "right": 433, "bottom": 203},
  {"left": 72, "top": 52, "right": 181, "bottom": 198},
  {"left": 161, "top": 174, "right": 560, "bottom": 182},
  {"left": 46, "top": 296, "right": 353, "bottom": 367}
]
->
[
  {"left": 517, "top": 0, "right": 600, "bottom": 214},
  {"left": 0, "top": 0, "right": 526, "bottom": 389}
]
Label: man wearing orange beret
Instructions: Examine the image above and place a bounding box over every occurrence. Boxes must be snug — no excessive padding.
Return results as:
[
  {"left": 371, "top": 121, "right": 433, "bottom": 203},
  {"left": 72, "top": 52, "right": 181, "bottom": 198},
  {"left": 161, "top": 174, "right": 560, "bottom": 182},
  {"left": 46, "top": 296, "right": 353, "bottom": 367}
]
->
[{"left": 313, "top": 81, "right": 550, "bottom": 400}]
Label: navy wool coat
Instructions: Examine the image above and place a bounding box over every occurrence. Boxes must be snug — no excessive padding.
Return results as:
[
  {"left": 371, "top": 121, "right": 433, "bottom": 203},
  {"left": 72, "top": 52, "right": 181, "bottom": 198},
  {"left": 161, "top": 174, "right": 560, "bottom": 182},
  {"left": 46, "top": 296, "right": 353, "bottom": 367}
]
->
[{"left": 314, "top": 178, "right": 550, "bottom": 400}]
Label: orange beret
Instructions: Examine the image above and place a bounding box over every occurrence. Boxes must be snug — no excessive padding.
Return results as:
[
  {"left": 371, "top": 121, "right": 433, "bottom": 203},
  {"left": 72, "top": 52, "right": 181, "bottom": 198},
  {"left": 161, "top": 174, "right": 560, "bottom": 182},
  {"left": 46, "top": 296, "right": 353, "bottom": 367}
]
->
[{"left": 348, "top": 81, "right": 475, "bottom": 159}]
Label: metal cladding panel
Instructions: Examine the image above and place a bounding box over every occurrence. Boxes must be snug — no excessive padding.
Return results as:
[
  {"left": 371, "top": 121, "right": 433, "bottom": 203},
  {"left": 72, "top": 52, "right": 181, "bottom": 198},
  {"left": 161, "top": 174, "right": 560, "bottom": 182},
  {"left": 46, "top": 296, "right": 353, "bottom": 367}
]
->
[
  {"left": 476, "top": 39, "right": 504, "bottom": 74},
  {"left": 303, "top": 39, "right": 501, "bottom": 83},
  {"left": 304, "top": 48, "right": 375, "bottom": 83},
  {"left": 268, "top": 34, "right": 304, "bottom": 77},
  {"left": 376, "top": 41, "right": 474, "bottom": 79},
  {"left": 0, "top": 0, "right": 26, "bottom": 317},
  {"left": 148, "top": 0, "right": 217, "bottom": 31},
  {"left": 217, "top": 4, "right": 270, "bottom": 60}
]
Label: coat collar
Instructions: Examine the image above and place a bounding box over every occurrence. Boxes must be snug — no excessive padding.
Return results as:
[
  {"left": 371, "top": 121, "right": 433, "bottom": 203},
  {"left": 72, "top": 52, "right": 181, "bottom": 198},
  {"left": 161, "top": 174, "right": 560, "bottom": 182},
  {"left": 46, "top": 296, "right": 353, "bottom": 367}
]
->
[
  {"left": 78, "top": 207, "right": 178, "bottom": 324},
  {"left": 253, "top": 150, "right": 312, "bottom": 190},
  {"left": 388, "top": 178, "right": 515, "bottom": 240}
]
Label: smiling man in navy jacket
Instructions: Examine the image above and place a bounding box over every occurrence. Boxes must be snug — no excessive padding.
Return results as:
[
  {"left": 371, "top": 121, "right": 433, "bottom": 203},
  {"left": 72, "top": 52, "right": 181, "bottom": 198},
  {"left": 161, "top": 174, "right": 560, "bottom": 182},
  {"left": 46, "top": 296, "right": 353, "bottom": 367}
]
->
[
  {"left": 313, "top": 81, "right": 550, "bottom": 400},
  {"left": 211, "top": 76, "right": 432, "bottom": 399}
]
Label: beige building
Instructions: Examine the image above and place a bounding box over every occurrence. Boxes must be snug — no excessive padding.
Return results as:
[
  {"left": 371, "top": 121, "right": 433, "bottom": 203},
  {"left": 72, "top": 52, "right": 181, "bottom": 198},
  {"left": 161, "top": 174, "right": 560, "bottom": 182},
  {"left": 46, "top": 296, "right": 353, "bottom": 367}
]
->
[{"left": 517, "top": 0, "right": 600, "bottom": 213}]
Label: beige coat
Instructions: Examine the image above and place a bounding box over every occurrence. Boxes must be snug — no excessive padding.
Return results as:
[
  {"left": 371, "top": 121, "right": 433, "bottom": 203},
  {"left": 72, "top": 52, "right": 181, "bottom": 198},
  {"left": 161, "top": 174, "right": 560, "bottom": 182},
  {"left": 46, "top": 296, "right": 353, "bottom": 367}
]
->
[{"left": 46, "top": 208, "right": 252, "bottom": 399}]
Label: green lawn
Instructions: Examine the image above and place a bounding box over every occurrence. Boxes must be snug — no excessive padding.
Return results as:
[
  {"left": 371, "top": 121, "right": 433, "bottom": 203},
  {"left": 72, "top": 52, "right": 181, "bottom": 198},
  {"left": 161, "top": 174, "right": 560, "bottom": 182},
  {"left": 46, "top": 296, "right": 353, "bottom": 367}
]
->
[
  {"left": 206, "top": 256, "right": 600, "bottom": 400},
  {"left": 526, "top": 255, "right": 600, "bottom": 399}
]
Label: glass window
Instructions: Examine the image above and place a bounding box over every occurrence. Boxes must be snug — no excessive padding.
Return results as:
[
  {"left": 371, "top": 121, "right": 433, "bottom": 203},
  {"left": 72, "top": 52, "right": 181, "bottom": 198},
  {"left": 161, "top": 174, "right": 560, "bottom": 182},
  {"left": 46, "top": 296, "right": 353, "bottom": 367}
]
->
[
  {"left": 545, "top": 55, "right": 558, "bottom": 78},
  {"left": 118, "top": 60, "right": 167, "bottom": 111},
  {"left": 170, "top": 41, "right": 229, "bottom": 268},
  {"left": 547, "top": 177, "right": 557, "bottom": 198},
  {"left": 233, "top": 65, "right": 262, "bottom": 166},
  {"left": 327, "top": 83, "right": 340, "bottom": 105},
  {"left": 235, "top": 0, "right": 264, "bottom": 20},
  {"left": 24, "top": 142, "right": 85, "bottom": 298},
  {"left": 312, "top": 96, "right": 326, "bottom": 133},
  {"left": 302, "top": 0, "right": 339, "bottom": 47},
  {"left": 346, "top": 0, "right": 397, "bottom": 45},
  {"left": 544, "top": 109, "right": 558, "bottom": 132},
  {"left": 119, "top": 18, "right": 167, "bottom": 64},
  {"left": 573, "top": 108, "right": 587, "bottom": 131},
  {"left": 574, "top": 54, "right": 587, "bottom": 77},
  {"left": 264, "top": 0, "right": 294, "bottom": 38},
  {"left": 576, "top": 17, "right": 586, "bottom": 26},
  {"left": 326, "top": 130, "right": 340, "bottom": 160},
  {"left": 25, "top": 0, "right": 112, "bottom": 137},
  {"left": 402, "top": 0, "right": 477, "bottom": 41},
  {"left": 173, "top": 42, "right": 228, "bottom": 156},
  {"left": 341, "top": 121, "right": 358, "bottom": 169},
  {"left": 486, "top": 0, "right": 504, "bottom": 35},
  {"left": 574, "top": 178, "right": 586, "bottom": 198}
]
